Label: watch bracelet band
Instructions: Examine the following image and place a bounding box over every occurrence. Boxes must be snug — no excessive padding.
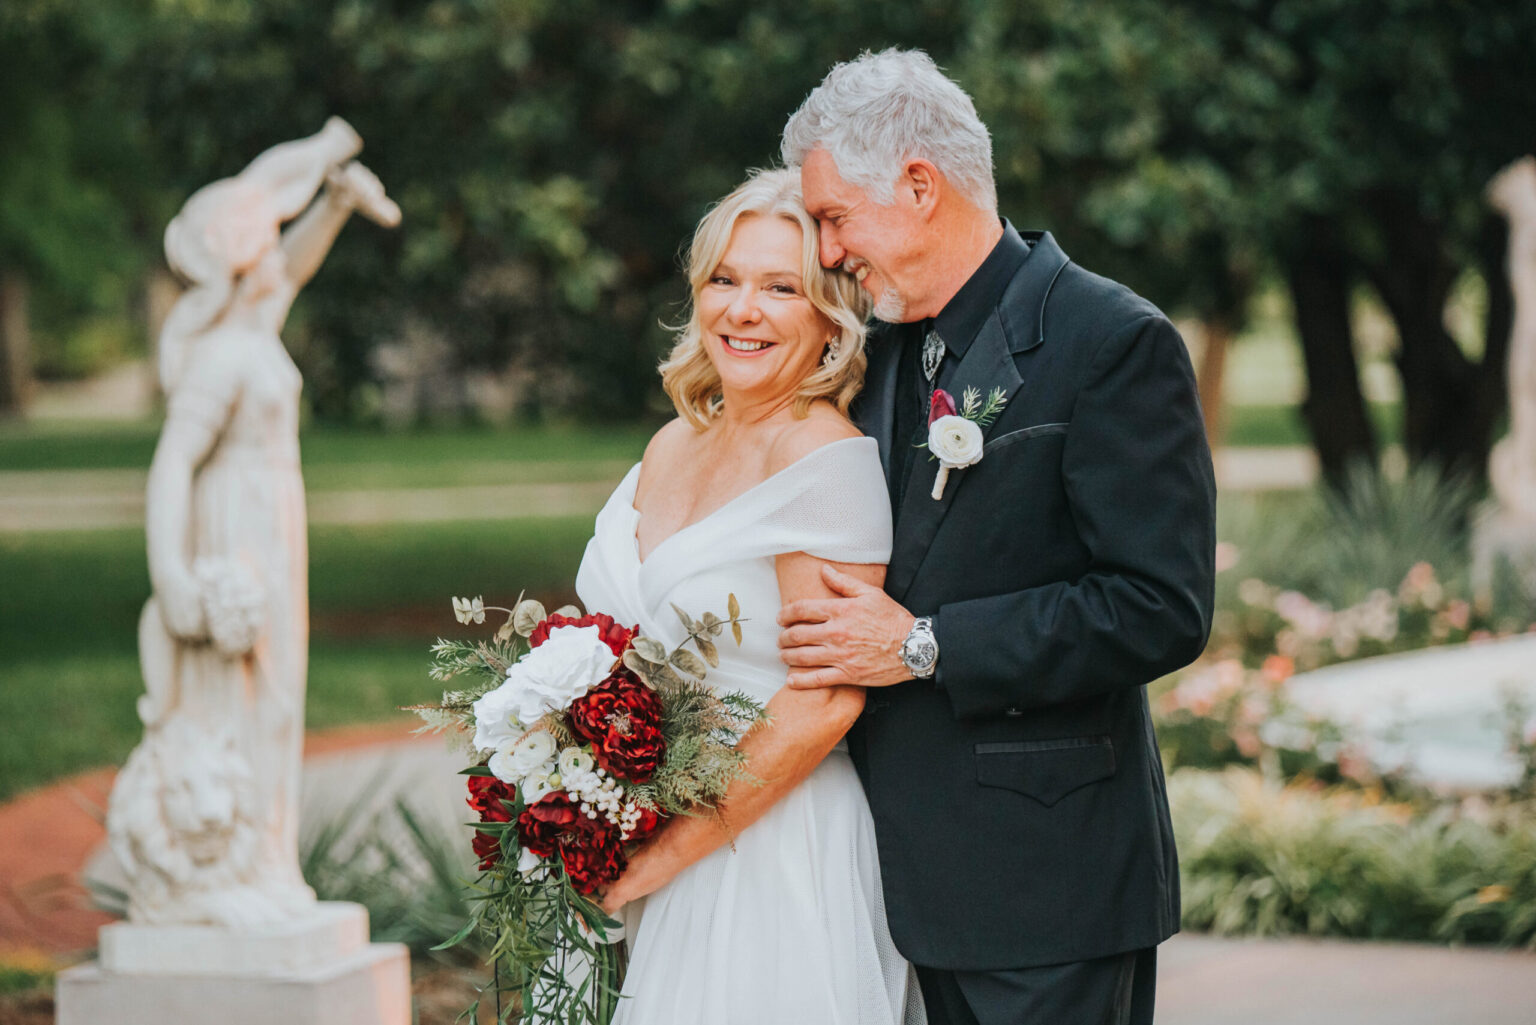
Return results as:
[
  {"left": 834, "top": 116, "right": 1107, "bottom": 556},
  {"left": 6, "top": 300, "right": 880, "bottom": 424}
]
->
[{"left": 901, "top": 616, "right": 938, "bottom": 679}]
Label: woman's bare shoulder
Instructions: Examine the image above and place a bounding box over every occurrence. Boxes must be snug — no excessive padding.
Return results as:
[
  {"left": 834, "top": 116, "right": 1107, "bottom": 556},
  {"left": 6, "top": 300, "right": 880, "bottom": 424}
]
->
[
  {"left": 766, "top": 403, "right": 864, "bottom": 475},
  {"left": 636, "top": 417, "right": 697, "bottom": 496},
  {"left": 641, "top": 417, "right": 697, "bottom": 464}
]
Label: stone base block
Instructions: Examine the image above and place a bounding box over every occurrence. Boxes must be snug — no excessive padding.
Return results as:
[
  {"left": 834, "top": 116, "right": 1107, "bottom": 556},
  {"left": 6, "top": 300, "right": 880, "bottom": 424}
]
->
[
  {"left": 99, "top": 900, "right": 369, "bottom": 976},
  {"left": 55, "top": 941, "right": 411, "bottom": 1025}
]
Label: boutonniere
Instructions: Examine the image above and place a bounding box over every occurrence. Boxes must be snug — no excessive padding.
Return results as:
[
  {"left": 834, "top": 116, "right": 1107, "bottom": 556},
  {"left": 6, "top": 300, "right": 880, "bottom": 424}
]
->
[{"left": 923, "top": 386, "right": 1008, "bottom": 500}]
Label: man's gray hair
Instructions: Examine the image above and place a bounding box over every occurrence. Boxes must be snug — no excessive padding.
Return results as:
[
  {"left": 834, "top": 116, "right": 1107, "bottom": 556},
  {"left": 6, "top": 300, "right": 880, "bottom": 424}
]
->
[{"left": 781, "top": 48, "right": 996, "bottom": 213}]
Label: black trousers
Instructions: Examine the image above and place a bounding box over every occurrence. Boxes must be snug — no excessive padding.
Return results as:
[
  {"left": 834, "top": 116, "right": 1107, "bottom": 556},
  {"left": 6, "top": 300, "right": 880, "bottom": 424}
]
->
[{"left": 915, "top": 946, "right": 1157, "bottom": 1025}]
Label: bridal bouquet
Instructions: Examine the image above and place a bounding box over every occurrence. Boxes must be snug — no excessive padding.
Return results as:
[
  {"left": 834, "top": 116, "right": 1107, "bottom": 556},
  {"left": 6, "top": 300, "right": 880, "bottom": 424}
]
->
[{"left": 410, "top": 593, "right": 764, "bottom": 1024}]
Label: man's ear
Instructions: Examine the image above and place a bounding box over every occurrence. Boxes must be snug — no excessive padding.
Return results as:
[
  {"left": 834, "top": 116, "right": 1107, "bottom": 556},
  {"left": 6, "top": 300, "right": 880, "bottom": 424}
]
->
[{"left": 902, "top": 159, "right": 942, "bottom": 219}]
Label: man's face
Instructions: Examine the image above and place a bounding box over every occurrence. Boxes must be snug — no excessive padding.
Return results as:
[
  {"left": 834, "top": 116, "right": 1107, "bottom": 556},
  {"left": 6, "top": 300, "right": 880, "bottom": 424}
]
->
[{"left": 800, "top": 148, "right": 924, "bottom": 323}]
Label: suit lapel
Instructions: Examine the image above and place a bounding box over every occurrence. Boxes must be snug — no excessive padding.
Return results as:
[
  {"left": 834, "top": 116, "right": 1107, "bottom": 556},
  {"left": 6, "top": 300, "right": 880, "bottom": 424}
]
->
[
  {"left": 886, "top": 311, "right": 1025, "bottom": 603},
  {"left": 855, "top": 322, "right": 906, "bottom": 486}
]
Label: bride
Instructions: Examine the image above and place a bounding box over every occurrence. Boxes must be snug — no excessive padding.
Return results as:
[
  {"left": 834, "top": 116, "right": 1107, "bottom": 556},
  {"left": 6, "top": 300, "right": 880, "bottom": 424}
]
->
[{"left": 574, "top": 167, "right": 924, "bottom": 1025}]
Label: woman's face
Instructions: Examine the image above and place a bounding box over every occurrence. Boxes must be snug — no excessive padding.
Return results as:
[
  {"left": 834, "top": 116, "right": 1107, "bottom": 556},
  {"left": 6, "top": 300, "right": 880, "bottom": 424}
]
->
[{"left": 696, "top": 214, "right": 834, "bottom": 410}]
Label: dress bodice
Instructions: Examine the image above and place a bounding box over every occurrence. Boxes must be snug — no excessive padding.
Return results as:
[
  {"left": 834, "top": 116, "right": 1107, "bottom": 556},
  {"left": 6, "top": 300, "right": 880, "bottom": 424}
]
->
[{"left": 575, "top": 436, "right": 893, "bottom": 706}]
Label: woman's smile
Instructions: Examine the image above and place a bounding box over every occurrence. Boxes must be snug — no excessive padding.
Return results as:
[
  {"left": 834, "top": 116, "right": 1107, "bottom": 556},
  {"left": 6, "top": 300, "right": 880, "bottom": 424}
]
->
[{"left": 721, "top": 335, "right": 778, "bottom": 355}]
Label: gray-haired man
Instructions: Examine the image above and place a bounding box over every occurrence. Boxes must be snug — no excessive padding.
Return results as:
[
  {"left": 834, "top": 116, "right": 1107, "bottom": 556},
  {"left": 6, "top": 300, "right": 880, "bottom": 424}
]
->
[{"left": 777, "top": 49, "right": 1216, "bottom": 1025}]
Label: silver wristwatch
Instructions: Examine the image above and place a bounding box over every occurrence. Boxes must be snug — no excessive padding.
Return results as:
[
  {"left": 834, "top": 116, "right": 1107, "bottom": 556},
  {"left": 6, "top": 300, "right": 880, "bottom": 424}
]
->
[{"left": 900, "top": 617, "right": 939, "bottom": 679}]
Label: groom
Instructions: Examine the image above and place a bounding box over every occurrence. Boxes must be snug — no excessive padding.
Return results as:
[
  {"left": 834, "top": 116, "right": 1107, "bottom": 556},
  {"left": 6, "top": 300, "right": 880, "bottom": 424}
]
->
[{"left": 777, "top": 50, "right": 1216, "bottom": 1025}]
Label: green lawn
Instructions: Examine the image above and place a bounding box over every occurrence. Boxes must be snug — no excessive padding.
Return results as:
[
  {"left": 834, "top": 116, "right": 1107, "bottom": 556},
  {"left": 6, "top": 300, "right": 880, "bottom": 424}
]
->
[
  {"left": 0, "top": 518, "right": 598, "bottom": 801},
  {"left": 1222, "top": 400, "right": 1401, "bottom": 448},
  {"left": 0, "top": 420, "right": 655, "bottom": 485}
]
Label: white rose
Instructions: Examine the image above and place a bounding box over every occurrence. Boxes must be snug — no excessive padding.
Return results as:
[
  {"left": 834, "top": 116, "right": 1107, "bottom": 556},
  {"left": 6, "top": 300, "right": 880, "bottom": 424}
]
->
[
  {"left": 472, "top": 625, "right": 614, "bottom": 751},
  {"left": 927, "top": 415, "right": 984, "bottom": 468},
  {"left": 471, "top": 685, "right": 524, "bottom": 753},
  {"left": 559, "top": 746, "right": 597, "bottom": 780},
  {"left": 488, "top": 731, "right": 558, "bottom": 783}
]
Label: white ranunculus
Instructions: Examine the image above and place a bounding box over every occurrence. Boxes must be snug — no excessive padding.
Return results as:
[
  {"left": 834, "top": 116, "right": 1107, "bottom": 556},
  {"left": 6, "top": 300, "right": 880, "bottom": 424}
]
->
[
  {"left": 521, "top": 771, "right": 558, "bottom": 804},
  {"left": 488, "top": 731, "right": 559, "bottom": 783},
  {"left": 928, "top": 415, "right": 985, "bottom": 469},
  {"left": 559, "top": 746, "right": 597, "bottom": 780},
  {"left": 471, "top": 625, "right": 615, "bottom": 751}
]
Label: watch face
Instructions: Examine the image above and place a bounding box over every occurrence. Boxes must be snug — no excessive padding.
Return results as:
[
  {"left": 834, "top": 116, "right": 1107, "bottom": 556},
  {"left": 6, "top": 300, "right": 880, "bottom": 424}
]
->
[{"left": 905, "top": 637, "right": 938, "bottom": 671}]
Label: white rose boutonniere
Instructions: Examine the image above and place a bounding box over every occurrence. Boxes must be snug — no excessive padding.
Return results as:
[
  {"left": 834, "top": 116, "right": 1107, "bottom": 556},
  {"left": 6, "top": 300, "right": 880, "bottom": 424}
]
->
[{"left": 923, "top": 386, "right": 1009, "bottom": 499}]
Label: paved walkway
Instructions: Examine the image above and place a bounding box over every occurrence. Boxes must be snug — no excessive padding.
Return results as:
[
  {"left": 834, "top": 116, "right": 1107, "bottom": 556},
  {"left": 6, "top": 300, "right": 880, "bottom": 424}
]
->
[
  {"left": 1159, "top": 933, "right": 1536, "bottom": 1025},
  {"left": 0, "top": 447, "right": 1318, "bottom": 532},
  {"left": 4, "top": 728, "right": 1533, "bottom": 1023}
]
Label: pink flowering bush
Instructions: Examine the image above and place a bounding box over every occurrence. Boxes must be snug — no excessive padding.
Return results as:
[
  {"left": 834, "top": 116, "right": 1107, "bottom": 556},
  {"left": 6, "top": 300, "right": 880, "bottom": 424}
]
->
[{"left": 1156, "top": 549, "right": 1536, "bottom": 786}]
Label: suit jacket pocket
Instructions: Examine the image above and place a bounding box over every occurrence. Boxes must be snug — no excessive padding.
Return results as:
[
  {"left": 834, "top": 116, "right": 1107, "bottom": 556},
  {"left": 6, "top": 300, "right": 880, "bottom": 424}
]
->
[
  {"left": 983, "top": 422, "right": 1068, "bottom": 455},
  {"left": 973, "top": 735, "right": 1116, "bottom": 807}
]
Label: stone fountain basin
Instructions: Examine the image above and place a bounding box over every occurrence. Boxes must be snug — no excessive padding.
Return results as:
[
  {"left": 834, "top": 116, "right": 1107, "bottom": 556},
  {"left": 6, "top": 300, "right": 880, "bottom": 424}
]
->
[{"left": 1279, "top": 633, "right": 1536, "bottom": 791}]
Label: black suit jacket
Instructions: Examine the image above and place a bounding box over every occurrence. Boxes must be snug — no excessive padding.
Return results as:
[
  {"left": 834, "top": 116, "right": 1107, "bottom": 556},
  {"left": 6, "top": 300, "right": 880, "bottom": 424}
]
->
[{"left": 848, "top": 227, "right": 1216, "bottom": 971}]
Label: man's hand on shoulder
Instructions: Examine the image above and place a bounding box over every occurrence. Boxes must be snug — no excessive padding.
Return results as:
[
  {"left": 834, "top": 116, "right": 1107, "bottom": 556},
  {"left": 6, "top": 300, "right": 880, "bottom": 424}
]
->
[{"left": 778, "top": 565, "right": 915, "bottom": 690}]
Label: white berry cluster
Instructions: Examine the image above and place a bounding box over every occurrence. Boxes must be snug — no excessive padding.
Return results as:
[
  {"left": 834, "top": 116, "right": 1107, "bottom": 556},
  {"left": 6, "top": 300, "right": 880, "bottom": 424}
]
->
[
  {"left": 563, "top": 758, "right": 623, "bottom": 822},
  {"left": 617, "top": 803, "right": 650, "bottom": 841},
  {"left": 561, "top": 757, "right": 651, "bottom": 840}
]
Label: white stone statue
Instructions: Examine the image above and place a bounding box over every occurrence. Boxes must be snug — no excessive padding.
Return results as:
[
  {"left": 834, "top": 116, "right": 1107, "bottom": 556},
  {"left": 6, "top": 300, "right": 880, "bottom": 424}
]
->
[
  {"left": 1487, "top": 157, "right": 1536, "bottom": 519},
  {"left": 108, "top": 118, "right": 400, "bottom": 927},
  {"left": 1475, "top": 157, "right": 1536, "bottom": 600}
]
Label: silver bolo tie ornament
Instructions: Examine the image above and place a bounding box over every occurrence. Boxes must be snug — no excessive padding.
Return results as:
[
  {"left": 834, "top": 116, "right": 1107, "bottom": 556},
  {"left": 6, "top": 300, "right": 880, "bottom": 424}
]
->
[{"left": 922, "top": 330, "right": 945, "bottom": 383}]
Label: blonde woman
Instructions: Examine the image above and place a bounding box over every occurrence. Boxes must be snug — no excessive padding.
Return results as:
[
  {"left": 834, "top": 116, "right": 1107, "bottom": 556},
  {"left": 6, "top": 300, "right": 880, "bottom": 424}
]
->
[{"left": 573, "top": 168, "right": 924, "bottom": 1024}]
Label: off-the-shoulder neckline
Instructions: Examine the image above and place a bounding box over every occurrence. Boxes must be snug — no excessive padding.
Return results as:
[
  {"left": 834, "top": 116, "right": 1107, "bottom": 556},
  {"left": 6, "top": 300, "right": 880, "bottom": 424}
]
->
[{"left": 627, "top": 435, "right": 875, "bottom": 567}]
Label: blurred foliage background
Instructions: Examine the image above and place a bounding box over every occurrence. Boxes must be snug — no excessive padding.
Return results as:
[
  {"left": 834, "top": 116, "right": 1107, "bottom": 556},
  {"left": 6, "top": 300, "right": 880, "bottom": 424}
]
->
[
  {"left": 2, "top": 0, "right": 1534, "bottom": 477},
  {"left": 5, "top": 1, "right": 1536, "bottom": 967}
]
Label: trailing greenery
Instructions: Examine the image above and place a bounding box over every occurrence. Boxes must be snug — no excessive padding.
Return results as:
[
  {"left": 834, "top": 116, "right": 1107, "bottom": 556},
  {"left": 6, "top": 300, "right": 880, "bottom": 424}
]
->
[{"left": 1172, "top": 768, "right": 1536, "bottom": 947}]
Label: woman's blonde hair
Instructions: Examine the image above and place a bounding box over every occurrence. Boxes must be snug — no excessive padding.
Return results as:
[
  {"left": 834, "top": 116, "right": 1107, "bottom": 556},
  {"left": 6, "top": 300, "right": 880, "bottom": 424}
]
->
[{"left": 660, "top": 168, "right": 871, "bottom": 429}]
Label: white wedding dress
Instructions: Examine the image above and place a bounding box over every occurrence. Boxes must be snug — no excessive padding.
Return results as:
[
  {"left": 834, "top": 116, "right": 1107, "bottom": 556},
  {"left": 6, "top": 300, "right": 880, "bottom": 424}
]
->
[{"left": 575, "top": 436, "right": 925, "bottom": 1025}]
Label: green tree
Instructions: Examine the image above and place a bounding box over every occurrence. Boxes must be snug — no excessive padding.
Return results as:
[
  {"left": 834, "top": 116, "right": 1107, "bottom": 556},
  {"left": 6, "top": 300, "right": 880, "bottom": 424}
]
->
[
  {"left": 960, "top": 0, "right": 1536, "bottom": 481},
  {"left": 0, "top": 1, "right": 152, "bottom": 413}
]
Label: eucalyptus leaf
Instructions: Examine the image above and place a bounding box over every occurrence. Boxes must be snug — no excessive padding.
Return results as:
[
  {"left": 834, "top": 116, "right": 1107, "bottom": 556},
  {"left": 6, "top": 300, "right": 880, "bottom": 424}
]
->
[
  {"left": 671, "top": 602, "right": 699, "bottom": 634},
  {"left": 622, "top": 649, "right": 653, "bottom": 685},
  {"left": 633, "top": 636, "right": 668, "bottom": 663},
  {"left": 732, "top": 620, "right": 743, "bottom": 646},
  {"left": 695, "top": 636, "right": 720, "bottom": 667},
  {"left": 512, "top": 599, "right": 547, "bottom": 636},
  {"left": 728, "top": 593, "right": 740, "bottom": 620},
  {"left": 670, "top": 649, "right": 709, "bottom": 677},
  {"left": 552, "top": 604, "right": 582, "bottom": 618},
  {"left": 494, "top": 614, "right": 516, "bottom": 643}
]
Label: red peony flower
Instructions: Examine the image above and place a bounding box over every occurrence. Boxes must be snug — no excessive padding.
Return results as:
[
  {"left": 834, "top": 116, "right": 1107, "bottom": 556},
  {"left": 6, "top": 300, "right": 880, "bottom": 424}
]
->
[
  {"left": 516, "top": 791, "right": 627, "bottom": 894},
  {"left": 559, "top": 830, "right": 628, "bottom": 894},
  {"left": 466, "top": 774, "right": 517, "bottom": 822},
  {"left": 529, "top": 612, "right": 636, "bottom": 657},
  {"left": 472, "top": 829, "right": 504, "bottom": 872},
  {"left": 568, "top": 671, "right": 667, "bottom": 782},
  {"left": 928, "top": 388, "right": 957, "bottom": 425},
  {"left": 467, "top": 774, "right": 518, "bottom": 870}
]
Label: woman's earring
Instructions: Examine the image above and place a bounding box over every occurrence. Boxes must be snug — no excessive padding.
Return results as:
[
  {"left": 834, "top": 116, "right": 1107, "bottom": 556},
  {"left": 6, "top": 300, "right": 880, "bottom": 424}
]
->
[{"left": 824, "top": 337, "right": 842, "bottom": 363}]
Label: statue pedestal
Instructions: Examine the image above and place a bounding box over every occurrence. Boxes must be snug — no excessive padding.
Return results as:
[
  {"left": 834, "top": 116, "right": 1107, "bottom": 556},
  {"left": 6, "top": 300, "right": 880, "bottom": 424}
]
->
[{"left": 55, "top": 902, "right": 410, "bottom": 1025}]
